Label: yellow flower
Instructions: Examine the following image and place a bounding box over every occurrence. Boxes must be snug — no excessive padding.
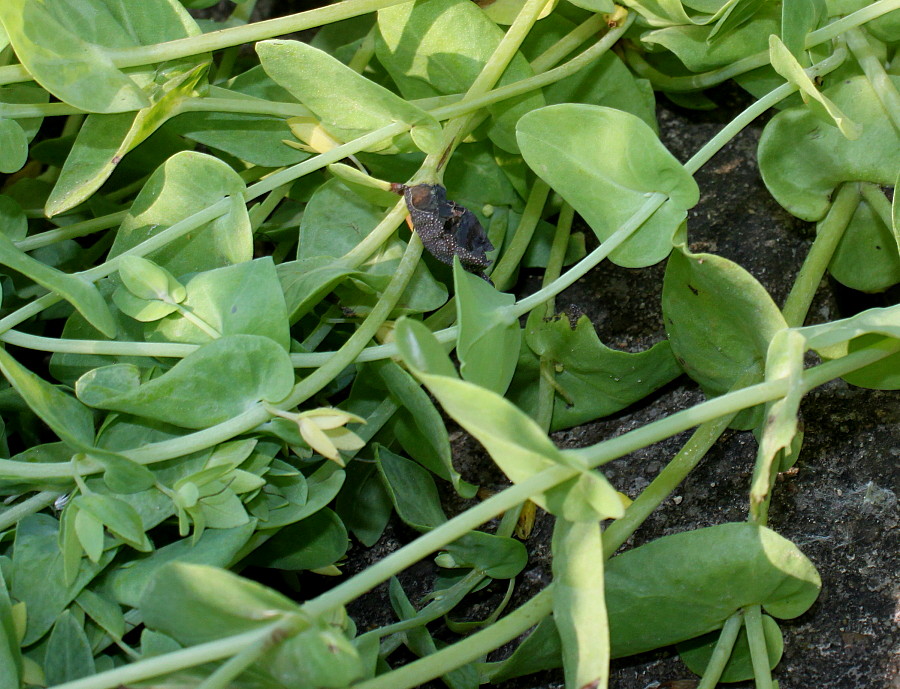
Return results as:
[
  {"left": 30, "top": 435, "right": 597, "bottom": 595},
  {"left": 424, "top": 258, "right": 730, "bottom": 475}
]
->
[{"left": 295, "top": 408, "right": 366, "bottom": 465}]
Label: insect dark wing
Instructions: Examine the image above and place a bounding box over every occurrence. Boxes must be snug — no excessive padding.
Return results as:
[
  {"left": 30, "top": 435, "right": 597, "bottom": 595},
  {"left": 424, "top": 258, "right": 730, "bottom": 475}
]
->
[
  {"left": 398, "top": 183, "right": 494, "bottom": 279},
  {"left": 452, "top": 206, "right": 493, "bottom": 255}
]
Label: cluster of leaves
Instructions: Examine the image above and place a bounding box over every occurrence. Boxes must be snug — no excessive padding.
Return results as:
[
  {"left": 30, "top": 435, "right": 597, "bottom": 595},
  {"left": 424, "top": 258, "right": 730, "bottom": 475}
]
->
[{"left": 0, "top": 0, "right": 897, "bottom": 688}]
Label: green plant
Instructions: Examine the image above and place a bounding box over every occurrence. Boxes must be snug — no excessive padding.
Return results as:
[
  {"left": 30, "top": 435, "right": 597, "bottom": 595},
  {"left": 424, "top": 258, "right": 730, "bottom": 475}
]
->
[{"left": 0, "top": 0, "right": 897, "bottom": 688}]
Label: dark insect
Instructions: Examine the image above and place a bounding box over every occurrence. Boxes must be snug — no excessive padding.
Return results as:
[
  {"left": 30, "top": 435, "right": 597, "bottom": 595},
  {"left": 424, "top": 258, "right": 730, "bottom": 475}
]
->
[{"left": 392, "top": 183, "right": 494, "bottom": 281}]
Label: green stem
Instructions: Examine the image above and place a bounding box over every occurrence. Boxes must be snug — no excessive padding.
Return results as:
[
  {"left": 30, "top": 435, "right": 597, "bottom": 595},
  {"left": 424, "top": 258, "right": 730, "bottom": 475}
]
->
[
  {"left": 490, "top": 179, "right": 550, "bottom": 289},
  {"left": 845, "top": 28, "right": 900, "bottom": 134},
  {"left": 433, "top": 0, "right": 553, "bottom": 174},
  {"left": 0, "top": 293, "right": 61, "bottom": 337},
  {"left": 696, "top": 611, "right": 743, "bottom": 689},
  {"left": 0, "top": 490, "right": 63, "bottom": 532},
  {"left": 353, "top": 587, "right": 555, "bottom": 689},
  {"left": 602, "top": 410, "right": 735, "bottom": 556},
  {"left": 623, "top": 45, "right": 769, "bottom": 93},
  {"left": 231, "top": 0, "right": 258, "bottom": 23},
  {"left": 60, "top": 113, "right": 86, "bottom": 138},
  {"left": 213, "top": 47, "right": 240, "bottom": 85},
  {"left": 744, "top": 605, "right": 774, "bottom": 689},
  {"left": 684, "top": 47, "right": 847, "bottom": 175},
  {"left": 299, "top": 306, "right": 340, "bottom": 352},
  {"left": 14, "top": 211, "right": 128, "bottom": 252},
  {"left": 0, "top": 330, "right": 195, "bottom": 358},
  {"left": 623, "top": 0, "right": 897, "bottom": 93},
  {"left": 299, "top": 338, "right": 899, "bottom": 618},
  {"left": 124, "top": 406, "right": 270, "bottom": 467},
  {"left": 543, "top": 203, "right": 575, "bottom": 316},
  {"left": 282, "top": 235, "right": 423, "bottom": 409},
  {"left": 808, "top": 0, "right": 900, "bottom": 46},
  {"left": 248, "top": 183, "right": 291, "bottom": 232},
  {"left": 244, "top": 122, "right": 406, "bottom": 200},
  {"left": 535, "top": 205, "right": 575, "bottom": 431},
  {"left": 47, "top": 620, "right": 298, "bottom": 689},
  {"left": 288, "top": 328, "right": 457, "bottom": 368},
  {"left": 514, "top": 193, "right": 667, "bottom": 316},
  {"left": 173, "top": 304, "right": 223, "bottom": 339},
  {"left": 859, "top": 181, "right": 895, "bottom": 227},
  {"left": 781, "top": 183, "right": 859, "bottom": 327},
  {"left": 374, "top": 570, "right": 484, "bottom": 639},
  {"left": 445, "top": 576, "right": 516, "bottom": 633},
  {"left": 340, "top": 199, "right": 409, "bottom": 267},
  {"left": 95, "top": 0, "right": 413, "bottom": 73},
  {"left": 467, "top": 0, "right": 551, "bottom": 99},
  {"left": 194, "top": 627, "right": 286, "bottom": 689},
  {"left": 347, "top": 24, "right": 379, "bottom": 74},
  {"left": 430, "top": 13, "right": 634, "bottom": 123},
  {"left": 105, "top": 175, "right": 151, "bottom": 203},
  {"left": 530, "top": 13, "right": 608, "bottom": 73},
  {"left": 175, "top": 96, "right": 311, "bottom": 119}
]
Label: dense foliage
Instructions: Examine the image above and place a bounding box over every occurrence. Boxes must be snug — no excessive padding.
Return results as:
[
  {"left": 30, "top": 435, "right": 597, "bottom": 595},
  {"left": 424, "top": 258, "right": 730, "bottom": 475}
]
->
[{"left": 0, "top": 0, "right": 897, "bottom": 688}]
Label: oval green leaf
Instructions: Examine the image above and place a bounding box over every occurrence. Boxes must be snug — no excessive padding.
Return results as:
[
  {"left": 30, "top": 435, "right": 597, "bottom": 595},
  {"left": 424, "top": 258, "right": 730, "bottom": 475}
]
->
[
  {"left": 489, "top": 523, "right": 820, "bottom": 681},
  {"left": 662, "top": 246, "right": 787, "bottom": 427},
  {"left": 759, "top": 75, "right": 900, "bottom": 221},
  {"left": 454, "top": 258, "right": 521, "bottom": 395},
  {"left": 43, "top": 610, "right": 95, "bottom": 684},
  {"left": 108, "top": 151, "right": 252, "bottom": 276},
  {"left": 394, "top": 317, "right": 458, "bottom": 379},
  {"left": 75, "top": 334, "right": 294, "bottom": 428},
  {"left": 146, "top": 257, "right": 290, "bottom": 350},
  {"left": 141, "top": 562, "right": 300, "bottom": 646},
  {"left": 257, "top": 39, "right": 441, "bottom": 155},
  {"left": 828, "top": 187, "right": 900, "bottom": 292},
  {"left": 252, "top": 508, "right": 348, "bottom": 571},
  {"left": 375, "top": 445, "right": 447, "bottom": 532},
  {"left": 517, "top": 104, "right": 699, "bottom": 267},
  {"left": 441, "top": 530, "right": 527, "bottom": 579},
  {"left": 0, "top": 118, "right": 27, "bottom": 174},
  {"left": 0, "top": 0, "right": 149, "bottom": 113}
]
